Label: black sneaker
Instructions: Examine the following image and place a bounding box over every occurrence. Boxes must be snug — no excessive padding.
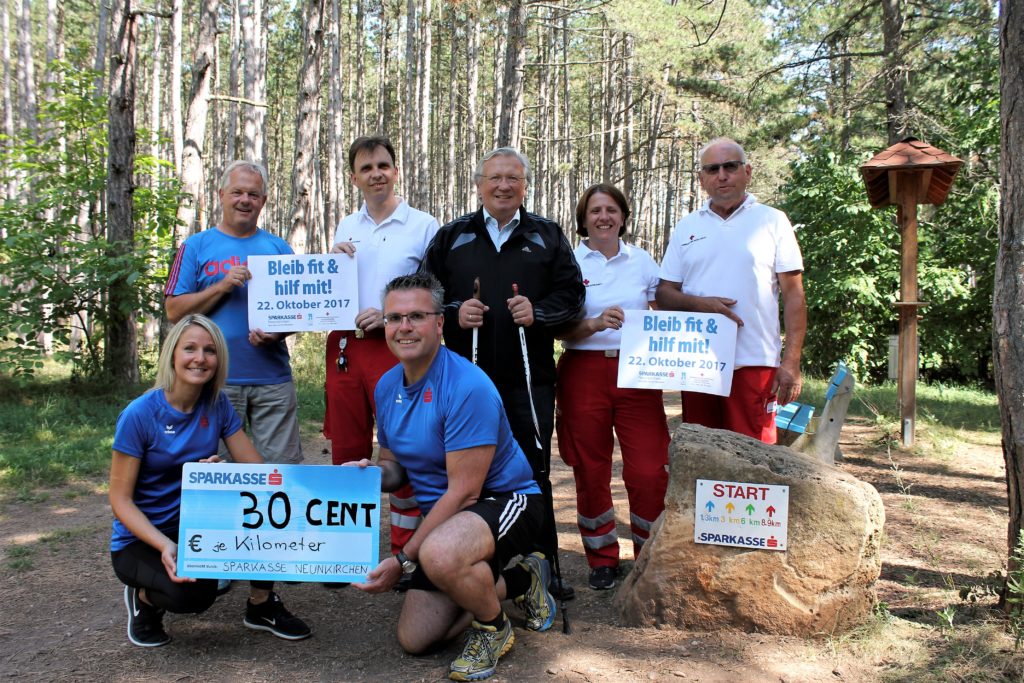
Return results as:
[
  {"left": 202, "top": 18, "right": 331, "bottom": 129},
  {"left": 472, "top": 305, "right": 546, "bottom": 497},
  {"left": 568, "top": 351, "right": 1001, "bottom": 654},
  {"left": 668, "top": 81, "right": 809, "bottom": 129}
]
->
[
  {"left": 243, "top": 592, "right": 312, "bottom": 640},
  {"left": 588, "top": 566, "right": 617, "bottom": 591},
  {"left": 124, "top": 585, "right": 170, "bottom": 647}
]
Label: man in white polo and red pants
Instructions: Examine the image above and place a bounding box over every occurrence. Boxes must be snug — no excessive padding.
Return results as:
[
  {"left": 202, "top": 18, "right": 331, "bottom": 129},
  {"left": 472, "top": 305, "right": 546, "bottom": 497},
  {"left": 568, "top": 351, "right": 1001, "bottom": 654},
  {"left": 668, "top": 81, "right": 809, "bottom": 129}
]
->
[
  {"left": 656, "top": 137, "right": 807, "bottom": 444},
  {"left": 324, "top": 136, "right": 439, "bottom": 553}
]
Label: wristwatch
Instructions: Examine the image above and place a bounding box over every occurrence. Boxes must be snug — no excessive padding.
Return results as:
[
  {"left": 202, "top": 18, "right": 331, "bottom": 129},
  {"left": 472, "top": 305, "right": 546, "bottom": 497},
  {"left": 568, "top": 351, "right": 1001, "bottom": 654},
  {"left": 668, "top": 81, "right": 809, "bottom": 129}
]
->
[{"left": 395, "top": 550, "right": 417, "bottom": 575}]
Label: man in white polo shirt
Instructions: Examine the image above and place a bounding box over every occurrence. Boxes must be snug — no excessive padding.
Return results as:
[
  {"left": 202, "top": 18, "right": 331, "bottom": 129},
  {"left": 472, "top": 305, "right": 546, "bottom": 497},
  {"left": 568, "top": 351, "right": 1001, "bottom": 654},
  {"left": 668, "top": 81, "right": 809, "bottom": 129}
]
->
[
  {"left": 656, "top": 137, "right": 807, "bottom": 444},
  {"left": 325, "top": 136, "right": 439, "bottom": 553}
]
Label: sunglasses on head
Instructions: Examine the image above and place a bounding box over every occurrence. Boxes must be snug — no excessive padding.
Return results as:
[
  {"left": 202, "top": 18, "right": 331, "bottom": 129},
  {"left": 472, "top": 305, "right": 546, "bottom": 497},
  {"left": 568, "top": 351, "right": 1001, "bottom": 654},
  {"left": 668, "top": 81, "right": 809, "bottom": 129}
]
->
[{"left": 700, "top": 160, "right": 744, "bottom": 174}]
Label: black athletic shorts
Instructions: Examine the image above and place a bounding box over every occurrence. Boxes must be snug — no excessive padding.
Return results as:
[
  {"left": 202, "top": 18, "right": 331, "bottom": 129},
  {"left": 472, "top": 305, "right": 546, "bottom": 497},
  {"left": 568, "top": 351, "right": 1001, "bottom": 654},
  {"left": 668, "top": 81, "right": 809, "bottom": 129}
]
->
[{"left": 405, "top": 491, "right": 544, "bottom": 592}]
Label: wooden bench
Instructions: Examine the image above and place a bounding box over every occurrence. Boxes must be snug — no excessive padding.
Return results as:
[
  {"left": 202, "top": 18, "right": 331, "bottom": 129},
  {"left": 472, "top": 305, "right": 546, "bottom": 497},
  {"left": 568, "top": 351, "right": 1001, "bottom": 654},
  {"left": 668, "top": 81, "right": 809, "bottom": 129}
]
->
[{"left": 775, "top": 361, "right": 854, "bottom": 465}]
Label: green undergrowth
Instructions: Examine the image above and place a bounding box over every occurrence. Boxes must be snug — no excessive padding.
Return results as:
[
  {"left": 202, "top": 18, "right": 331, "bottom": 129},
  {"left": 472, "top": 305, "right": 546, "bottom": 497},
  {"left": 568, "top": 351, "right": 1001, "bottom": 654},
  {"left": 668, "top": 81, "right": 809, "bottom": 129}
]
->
[
  {"left": 0, "top": 352, "right": 1002, "bottom": 492},
  {"left": 290, "top": 332, "right": 328, "bottom": 444},
  {"left": 0, "top": 361, "right": 147, "bottom": 492},
  {"left": 797, "top": 374, "right": 1000, "bottom": 459},
  {"left": 803, "top": 601, "right": 1024, "bottom": 682},
  {"left": 0, "top": 336, "right": 332, "bottom": 493}
]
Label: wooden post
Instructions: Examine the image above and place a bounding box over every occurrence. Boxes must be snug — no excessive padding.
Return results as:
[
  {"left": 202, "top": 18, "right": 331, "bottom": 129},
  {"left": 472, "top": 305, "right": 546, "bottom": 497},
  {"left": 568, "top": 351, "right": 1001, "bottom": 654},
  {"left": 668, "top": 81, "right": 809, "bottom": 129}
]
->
[
  {"left": 860, "top": 139, "right": 962, "bottom": 449},
  {"left": 896, "top": 172, "right": 921, "bottom": 446}
]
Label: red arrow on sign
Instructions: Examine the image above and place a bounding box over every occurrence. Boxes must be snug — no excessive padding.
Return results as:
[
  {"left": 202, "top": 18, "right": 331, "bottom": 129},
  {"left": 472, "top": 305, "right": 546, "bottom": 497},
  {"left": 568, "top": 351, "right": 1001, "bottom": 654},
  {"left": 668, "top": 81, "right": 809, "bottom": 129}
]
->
[{"left": 766, "top": 505, "right": 776, "bottom": 518}]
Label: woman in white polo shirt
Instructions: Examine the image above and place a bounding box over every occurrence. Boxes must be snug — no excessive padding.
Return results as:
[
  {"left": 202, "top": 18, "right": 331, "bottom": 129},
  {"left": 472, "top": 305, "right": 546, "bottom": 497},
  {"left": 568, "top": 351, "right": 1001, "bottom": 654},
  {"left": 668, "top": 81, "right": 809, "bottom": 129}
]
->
[{"left": 555, "top": 183, "right": 670, "bottom": 591}]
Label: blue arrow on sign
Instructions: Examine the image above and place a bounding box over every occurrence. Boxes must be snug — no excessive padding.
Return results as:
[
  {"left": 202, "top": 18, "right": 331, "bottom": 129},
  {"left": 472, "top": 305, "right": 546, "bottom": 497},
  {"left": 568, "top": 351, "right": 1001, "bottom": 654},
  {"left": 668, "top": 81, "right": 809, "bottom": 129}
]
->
[{"left": 705, "top": 501, "right": 715, "bottom": 512}]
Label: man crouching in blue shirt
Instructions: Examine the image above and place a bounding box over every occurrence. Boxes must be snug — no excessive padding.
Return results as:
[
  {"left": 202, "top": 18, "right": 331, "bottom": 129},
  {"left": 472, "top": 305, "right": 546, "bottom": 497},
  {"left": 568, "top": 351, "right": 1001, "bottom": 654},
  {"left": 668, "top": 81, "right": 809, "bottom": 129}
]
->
[{"left": 347, "top": 272, "right": 556, "bottom": 681}]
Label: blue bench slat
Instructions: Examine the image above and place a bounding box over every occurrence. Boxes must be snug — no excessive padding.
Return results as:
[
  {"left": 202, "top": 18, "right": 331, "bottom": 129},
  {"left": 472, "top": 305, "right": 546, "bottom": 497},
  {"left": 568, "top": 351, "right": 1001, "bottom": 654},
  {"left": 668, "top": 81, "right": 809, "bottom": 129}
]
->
[
  {"left": 824, "top": 361, "right": 850, "bottom": 401},
  {"left": 776, "top": 401, "right": 814, "bottom": 433}
]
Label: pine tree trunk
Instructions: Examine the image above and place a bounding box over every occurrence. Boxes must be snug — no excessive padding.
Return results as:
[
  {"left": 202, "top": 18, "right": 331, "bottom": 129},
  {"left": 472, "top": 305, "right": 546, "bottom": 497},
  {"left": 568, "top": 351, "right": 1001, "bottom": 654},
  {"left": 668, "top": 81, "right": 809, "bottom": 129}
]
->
[
  {"left": 535, "top": 12, "right": 549, "bottom": 218},
  {"left": 325, "top": 0, "right": 345, "bottom": 234},
  {"left": 105, "top": 0, "right": 140, "bottom": 383},
  {"left": 1, "top": 0, "right": 14, "bottom": 203},
  {"left": 492, "top": 27, "right": 505, "bottom": 148},
  {"left": 402, "top": 0, "right": 418, "bottom": 202},
  {"left": 170, "top": 0, "right": 182, "bottom": 171},
  {"left": 17, "top": 0, "right": 37, "bottom": 143},
  {"left": 93, "top": 0, "right": 109, "bottom": 97},
  {"left": 287, "top": 0, "right": 327, "bottom": 255},
  {"left": 622, "top": 34, "right": 634, "bottom": 205},
  {"left": 149, "top": 14, "right": 162, "bottom": 171},
  {"left": 417, "top": 0, "right": 431, "bottom": 208},
  {"left": 465, "top": 0, "right": 480, "bottom": 207},
  {"left": 497, "top": 0, "right": 525, "bottom": 148},
  {"left": 354, "top": 0, "right": 365, "bottom": 135},
  {"left": 881, "top": 0, "right": 907, "bottom": 144},
  {"left": 209, "top": 36, "right": 223, "bottom": 224},
  {"left": 175, "top": 0, "right": 218, "bottom": 244},
  {"left": 241, "top": 0, "right": 266, "bottom": 163},
  {"left": 598, "top": 30, "right": 607, "bottom": 178},
  {"left": 226, "top": 0, "right": 241, "bottom": 165},
  {"left": 560, "top": 11, "right": 572, "bottom": 230},
  {"left": 995, "top": 0, "right": 1024, "bottom": 608},
  {"left": 444, "top": 5, "right": 457, "bottom": 219},
  {"left": 46, "top": 0, "right": 62, "bottom": 66}
]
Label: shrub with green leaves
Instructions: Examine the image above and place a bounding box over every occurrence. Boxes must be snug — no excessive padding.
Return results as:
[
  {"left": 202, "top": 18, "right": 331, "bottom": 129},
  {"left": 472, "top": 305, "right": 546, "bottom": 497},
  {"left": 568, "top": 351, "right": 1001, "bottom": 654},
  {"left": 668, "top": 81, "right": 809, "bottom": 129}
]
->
[
  {"left": 781, "top": 147, "right": 995, "bottom": 383},
  {"left": 0, "top": 62, "right": 180, "bottom": 378},
  {"left": 779, "top": 32, "right": 997, "bottom": 384}
]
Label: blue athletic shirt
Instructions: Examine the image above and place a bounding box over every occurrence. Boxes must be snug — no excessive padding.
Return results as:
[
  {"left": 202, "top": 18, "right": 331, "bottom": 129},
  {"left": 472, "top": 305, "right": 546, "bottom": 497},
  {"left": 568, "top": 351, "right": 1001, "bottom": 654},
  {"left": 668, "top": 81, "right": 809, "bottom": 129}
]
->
[
  {"left": 165, "top": 227, "right": 293, "bottom": 385},
  {"left": 374, "top": 345, "right": 540, "bottom": 514},
  {"left": 110, "top": 389, "right": 243, "bottom": 551}
]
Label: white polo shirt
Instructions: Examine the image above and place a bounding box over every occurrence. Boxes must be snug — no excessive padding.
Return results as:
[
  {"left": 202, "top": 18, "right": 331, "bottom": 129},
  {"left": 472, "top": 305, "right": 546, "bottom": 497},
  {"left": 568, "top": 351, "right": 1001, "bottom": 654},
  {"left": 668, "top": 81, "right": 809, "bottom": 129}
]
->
[
  {"left": 659, "top": 194, "right": 803, "bottom": 367},
  {"left": 565, "top": 240, "right": 660, "bottom": 351},
  {"left": 332, "top": 199, "right": 440, "bottom": 318}
]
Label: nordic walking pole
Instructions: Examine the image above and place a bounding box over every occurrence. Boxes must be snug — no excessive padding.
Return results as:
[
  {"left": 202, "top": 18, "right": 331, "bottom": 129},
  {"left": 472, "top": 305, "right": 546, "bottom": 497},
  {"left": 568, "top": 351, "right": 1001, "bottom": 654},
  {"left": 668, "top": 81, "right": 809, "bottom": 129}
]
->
[
  {"left": 512, "top": 283, "right": 571, "bottom": 633},
  {"left": 511, "top": 284, "right": 542, "bottom": 449},
  {"left": 472, "top": 277, "right": 481, "bottom": 365}
]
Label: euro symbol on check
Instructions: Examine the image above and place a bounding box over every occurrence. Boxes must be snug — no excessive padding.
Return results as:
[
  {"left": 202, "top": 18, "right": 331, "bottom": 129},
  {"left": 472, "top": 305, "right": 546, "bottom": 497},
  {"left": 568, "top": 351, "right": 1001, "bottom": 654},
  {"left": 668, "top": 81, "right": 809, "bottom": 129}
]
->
[{"left": 188, "top": 534, "right": 203, "bottom": 552}]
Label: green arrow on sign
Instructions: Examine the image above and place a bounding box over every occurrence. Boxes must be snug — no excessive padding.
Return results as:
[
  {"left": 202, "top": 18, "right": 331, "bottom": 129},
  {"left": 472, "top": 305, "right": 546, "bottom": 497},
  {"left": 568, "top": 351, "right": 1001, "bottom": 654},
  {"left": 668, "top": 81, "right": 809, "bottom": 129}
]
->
[{"left": 745, "top": 503, "right": 755, "bottom": 515}]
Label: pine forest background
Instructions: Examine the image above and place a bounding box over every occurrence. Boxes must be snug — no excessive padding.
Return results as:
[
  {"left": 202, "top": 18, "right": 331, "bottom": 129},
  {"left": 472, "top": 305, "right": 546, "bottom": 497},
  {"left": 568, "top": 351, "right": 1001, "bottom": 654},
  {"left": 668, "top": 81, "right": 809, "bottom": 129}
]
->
[{"left": 0, "top": 0, "right": 1000, "bottom": 386}]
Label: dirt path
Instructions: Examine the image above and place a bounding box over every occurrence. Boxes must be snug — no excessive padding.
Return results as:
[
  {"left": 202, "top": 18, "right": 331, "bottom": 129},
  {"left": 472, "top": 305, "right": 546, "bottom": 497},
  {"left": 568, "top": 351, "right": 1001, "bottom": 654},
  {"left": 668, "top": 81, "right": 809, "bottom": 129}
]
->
[{"left": 1, "top": 400, "right": 1019, "bottom": 682}]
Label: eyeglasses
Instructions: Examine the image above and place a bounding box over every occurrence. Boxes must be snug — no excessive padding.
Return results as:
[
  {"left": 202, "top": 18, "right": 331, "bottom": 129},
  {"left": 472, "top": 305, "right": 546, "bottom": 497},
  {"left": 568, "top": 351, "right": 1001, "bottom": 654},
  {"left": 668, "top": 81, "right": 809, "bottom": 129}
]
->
[
  {"left": 484, "top": 175, "right": 525, "bottom": 186},
  {"left": 700, "top": 160, "right": 744, "bottom": 174},
  {"left": 383, "top": 311, "right": 443, "bottom": 326}
]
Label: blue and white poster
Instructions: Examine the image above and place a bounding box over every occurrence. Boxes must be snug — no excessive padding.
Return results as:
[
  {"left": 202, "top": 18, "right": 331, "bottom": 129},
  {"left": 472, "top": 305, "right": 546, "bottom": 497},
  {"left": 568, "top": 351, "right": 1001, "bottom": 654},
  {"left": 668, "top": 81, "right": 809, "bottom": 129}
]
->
[
  {"left": 617, "top": 310, "right": 738, "bottom": 395},
  {"left": 247, "top": 254, "right": 358, "bottom": 332},
  {"left": 177, "top": 463, "right": 381, "bottom": 583}
]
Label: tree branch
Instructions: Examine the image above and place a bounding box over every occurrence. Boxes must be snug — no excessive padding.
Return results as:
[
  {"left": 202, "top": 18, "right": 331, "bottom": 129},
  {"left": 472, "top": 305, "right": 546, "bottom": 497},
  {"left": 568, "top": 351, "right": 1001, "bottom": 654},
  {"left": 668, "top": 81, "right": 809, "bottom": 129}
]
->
[
  {"left": 749, "top": 51, "right": 886, "bottom": 94},
  {"left": 686, "top": 0, "right": 727, "bottom": 48},
  {"left": 130, "top": 8, "right": 175, "bottom": 18},
  {"left": 208, "top": 94, "right": 269, "bottom": 108}
]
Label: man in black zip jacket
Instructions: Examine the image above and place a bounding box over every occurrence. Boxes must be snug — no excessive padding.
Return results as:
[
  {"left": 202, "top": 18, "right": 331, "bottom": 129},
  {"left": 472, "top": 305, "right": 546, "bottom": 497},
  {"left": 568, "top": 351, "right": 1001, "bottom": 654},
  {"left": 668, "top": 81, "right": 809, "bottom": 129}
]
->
[{"left": 422, "top": 147, "right": 584, "bottom": 600}]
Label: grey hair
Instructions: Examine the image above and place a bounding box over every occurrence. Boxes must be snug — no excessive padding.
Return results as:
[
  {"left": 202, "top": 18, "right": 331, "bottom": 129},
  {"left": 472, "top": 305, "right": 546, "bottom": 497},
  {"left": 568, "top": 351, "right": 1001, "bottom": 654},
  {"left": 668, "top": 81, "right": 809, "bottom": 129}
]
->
[
  {"left": 473, "top": 147, "right": 532, "bottom": 184},
  {"left": 382, "top": 272, "right": 445, "bottom": 312},
  {"left": 220, "top": 160, "right": 269, "bottom": 195},
  {"left": 698, "top": 137, "right": 748, "bottom": 165}
]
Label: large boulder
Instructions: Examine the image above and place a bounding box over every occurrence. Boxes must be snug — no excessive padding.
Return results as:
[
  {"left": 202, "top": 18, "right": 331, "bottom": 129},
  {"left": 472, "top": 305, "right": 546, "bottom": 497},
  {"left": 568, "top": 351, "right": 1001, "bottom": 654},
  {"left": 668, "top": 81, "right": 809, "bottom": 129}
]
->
[{"left": 616, "top": 424, "right": 884, "bottom": 635}]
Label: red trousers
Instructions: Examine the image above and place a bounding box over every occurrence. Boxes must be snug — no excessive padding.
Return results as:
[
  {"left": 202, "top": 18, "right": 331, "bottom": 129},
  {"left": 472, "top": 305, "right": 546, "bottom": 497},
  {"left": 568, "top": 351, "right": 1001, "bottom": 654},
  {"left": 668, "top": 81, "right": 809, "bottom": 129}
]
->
[
  {"left": 682, "top": 366, "right": 778, "bottom": 444},
  {"left": 324, "top": 330, "right": 420, "bottom": 552},
  {"left": 555, "top": 350, "right": 669, "bottom": 568}
]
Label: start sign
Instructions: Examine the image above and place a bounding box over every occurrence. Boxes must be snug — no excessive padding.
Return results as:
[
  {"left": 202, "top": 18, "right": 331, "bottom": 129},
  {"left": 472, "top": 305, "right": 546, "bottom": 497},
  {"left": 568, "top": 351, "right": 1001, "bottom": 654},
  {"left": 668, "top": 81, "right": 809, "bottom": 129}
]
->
[{"left": 694, "top": 479, "right": 790, "bottom": 551}]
